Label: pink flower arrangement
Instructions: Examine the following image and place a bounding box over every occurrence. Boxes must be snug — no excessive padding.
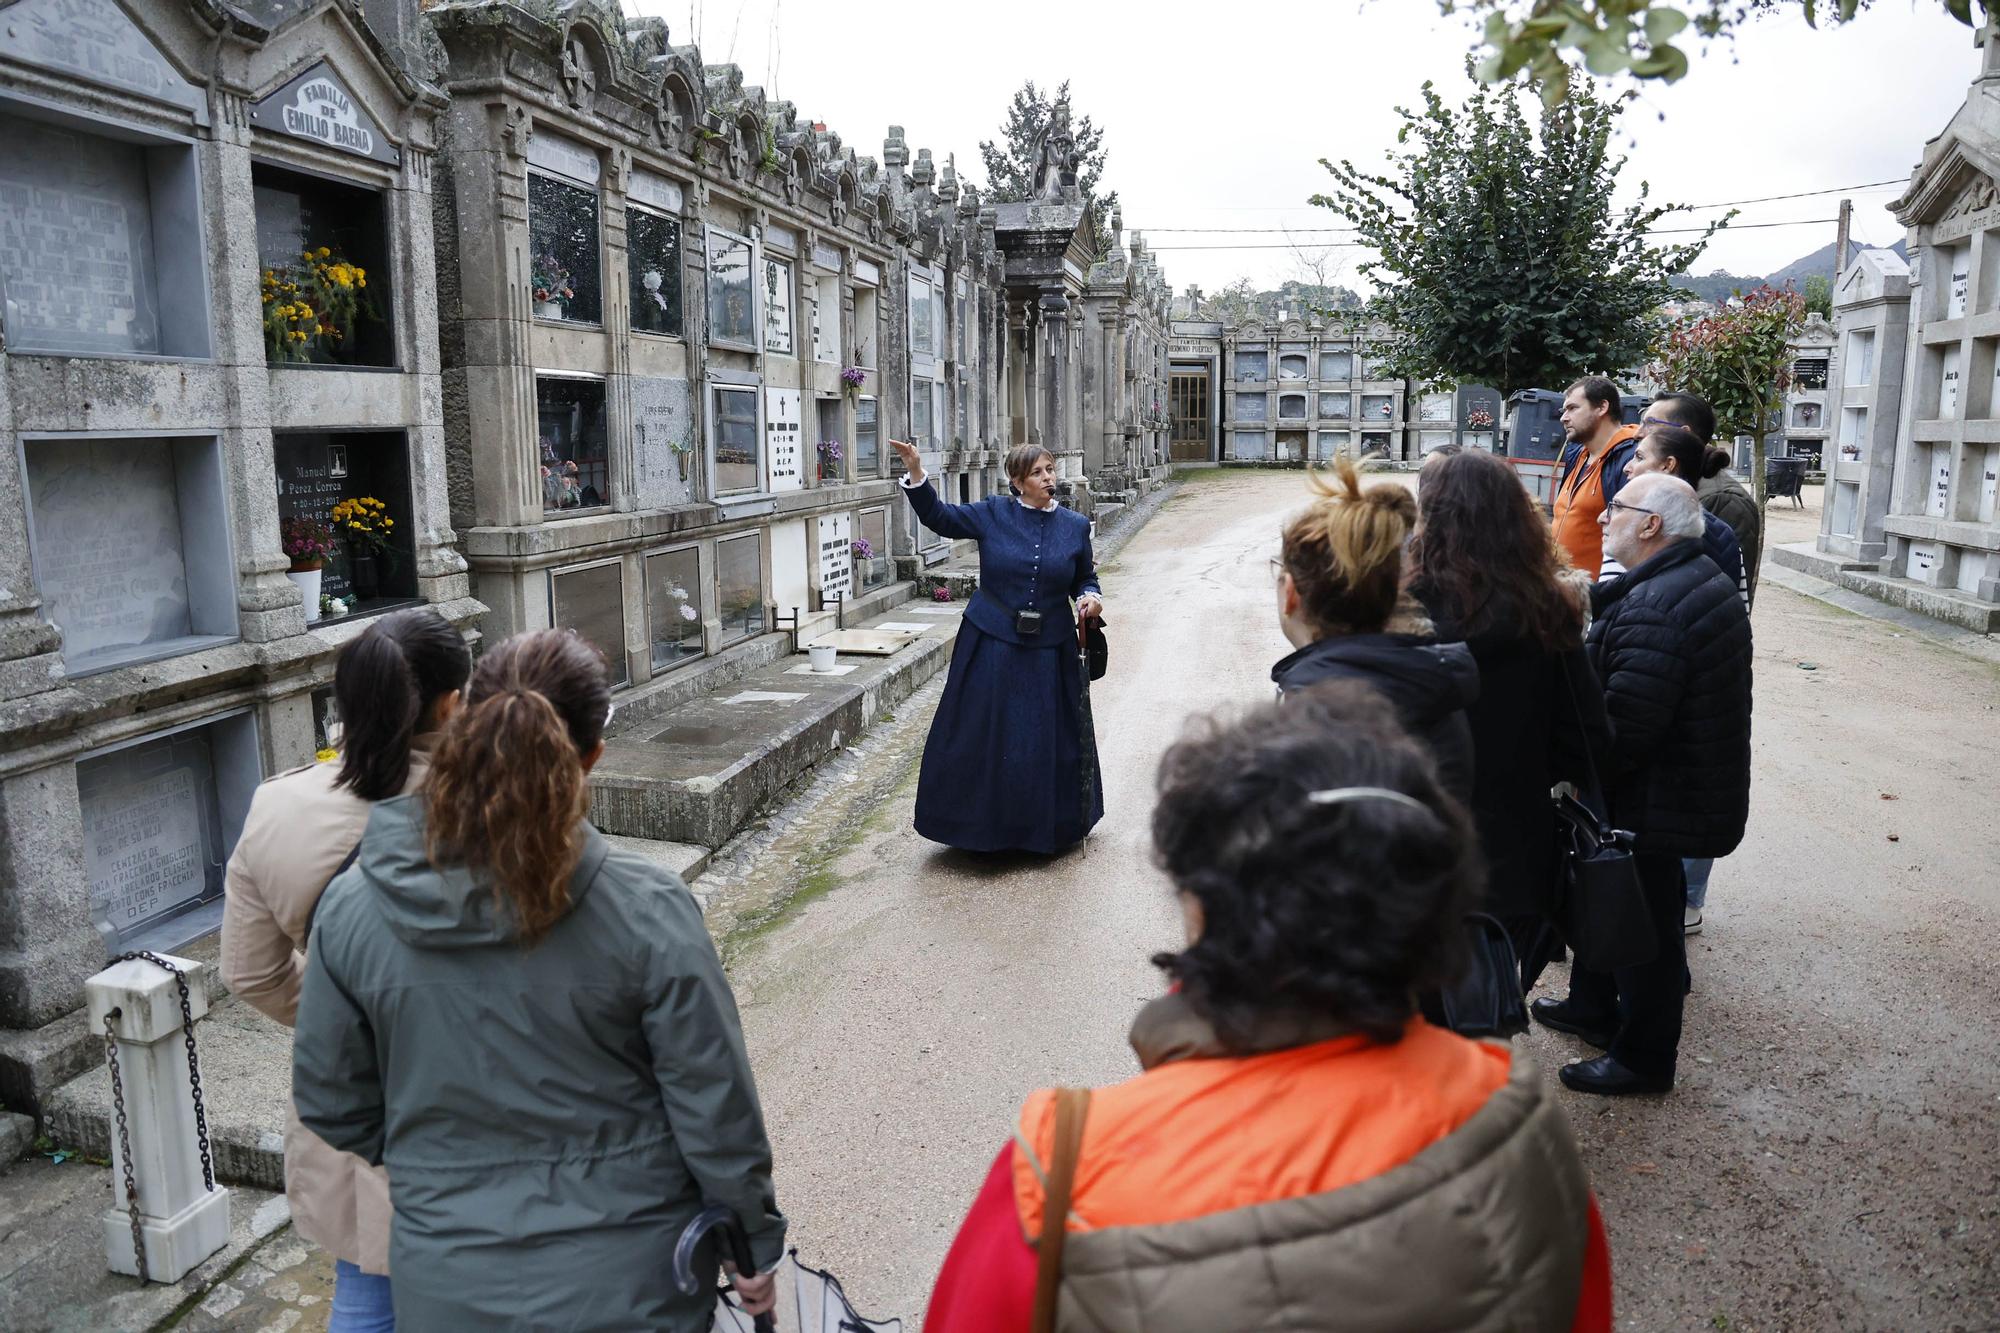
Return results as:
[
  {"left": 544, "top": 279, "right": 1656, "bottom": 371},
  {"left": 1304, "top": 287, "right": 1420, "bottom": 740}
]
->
[
  {"left": 281, "top": 516, "right": 339, "bottom": 571},
  {"left": 932, "top": 586, "right": 952, "bottom": 602}
]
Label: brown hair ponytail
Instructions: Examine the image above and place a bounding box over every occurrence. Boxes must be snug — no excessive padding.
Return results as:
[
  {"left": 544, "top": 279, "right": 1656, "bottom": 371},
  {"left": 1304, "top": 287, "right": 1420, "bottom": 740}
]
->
[
  {"left": 1278, "top": 457, "right": 1417, "bottom": 636},
  {"left": 423, "top": 630, "right": 611, "bottom": 946}
]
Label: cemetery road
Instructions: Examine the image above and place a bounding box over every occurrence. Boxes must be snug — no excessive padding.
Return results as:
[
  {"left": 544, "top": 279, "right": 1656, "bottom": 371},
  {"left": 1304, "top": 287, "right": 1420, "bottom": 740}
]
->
[{"left": 725, "top": 469, "right": 2000, "bottom": 1331}]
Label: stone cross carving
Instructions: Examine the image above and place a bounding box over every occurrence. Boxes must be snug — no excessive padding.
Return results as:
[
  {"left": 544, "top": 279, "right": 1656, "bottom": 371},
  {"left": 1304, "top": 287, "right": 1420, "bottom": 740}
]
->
[{"left": 561, "top": 38, "right": 597, "bottom": 110}]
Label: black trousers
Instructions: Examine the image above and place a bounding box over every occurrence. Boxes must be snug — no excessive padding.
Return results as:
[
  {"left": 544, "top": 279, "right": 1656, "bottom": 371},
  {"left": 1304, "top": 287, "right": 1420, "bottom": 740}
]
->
[{"left": 1565, "top": 852, "right": 1686, "bottom": 1080}]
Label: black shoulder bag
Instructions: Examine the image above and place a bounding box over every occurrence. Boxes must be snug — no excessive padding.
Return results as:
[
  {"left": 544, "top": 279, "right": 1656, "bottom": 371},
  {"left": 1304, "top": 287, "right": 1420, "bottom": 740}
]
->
[
  {"left": 1423, "top": 911, "right": 1530, "bottom": 1039},
  {"left": 1553, "top": 655, "right": 1656, "bottom": 973}
]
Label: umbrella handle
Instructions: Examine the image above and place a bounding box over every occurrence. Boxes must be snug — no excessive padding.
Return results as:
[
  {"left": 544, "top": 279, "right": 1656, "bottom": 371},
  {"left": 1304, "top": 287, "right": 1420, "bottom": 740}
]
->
[{"left": 672, "top": 1204, "right": 776, "bottom": 1332}]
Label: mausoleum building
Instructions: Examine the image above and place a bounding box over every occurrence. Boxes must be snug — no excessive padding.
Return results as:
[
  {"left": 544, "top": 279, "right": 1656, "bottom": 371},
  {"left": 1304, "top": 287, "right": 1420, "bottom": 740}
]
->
[{"left": 0, "top": 0, "right": 480, "bottom": 1109}]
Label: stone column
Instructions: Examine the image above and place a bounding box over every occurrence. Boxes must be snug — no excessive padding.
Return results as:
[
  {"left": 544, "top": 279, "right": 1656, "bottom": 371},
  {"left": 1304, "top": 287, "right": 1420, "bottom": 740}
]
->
[
  {"left": 1040, "top": 291, "right": 1070, "bottom": 461},
  {"left": 86, "top": 953, "right": 232, "bottom": 1283}
]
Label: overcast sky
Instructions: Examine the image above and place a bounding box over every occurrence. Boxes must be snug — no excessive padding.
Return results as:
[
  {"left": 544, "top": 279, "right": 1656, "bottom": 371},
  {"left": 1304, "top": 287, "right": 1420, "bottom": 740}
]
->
[{"left": 631, "top": 0, "right": 1979, "bottom": 296}]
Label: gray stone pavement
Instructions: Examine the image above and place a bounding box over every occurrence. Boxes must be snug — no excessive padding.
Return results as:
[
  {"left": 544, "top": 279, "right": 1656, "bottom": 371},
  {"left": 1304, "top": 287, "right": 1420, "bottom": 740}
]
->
[{"left": 725, "top": 467, "right": 2000, "bottom": 1329}]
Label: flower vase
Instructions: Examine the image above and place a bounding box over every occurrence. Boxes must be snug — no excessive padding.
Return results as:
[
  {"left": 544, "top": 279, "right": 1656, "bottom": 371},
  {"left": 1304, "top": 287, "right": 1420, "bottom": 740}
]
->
[
  {"left": 286, "top": 567, "right": 323, "bottom": 623},
  {"left": 348, "top": 550, "right": 381, "bottom": 601},
  {"left": 535, "top": 299, "right": 565, "bottom": 320}
]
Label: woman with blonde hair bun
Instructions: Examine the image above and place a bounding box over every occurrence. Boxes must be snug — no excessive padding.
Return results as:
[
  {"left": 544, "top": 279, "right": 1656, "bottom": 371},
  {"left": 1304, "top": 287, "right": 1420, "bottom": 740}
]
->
[{"left": 1268, "top": 457, "right": 1478, "bottom": 799}]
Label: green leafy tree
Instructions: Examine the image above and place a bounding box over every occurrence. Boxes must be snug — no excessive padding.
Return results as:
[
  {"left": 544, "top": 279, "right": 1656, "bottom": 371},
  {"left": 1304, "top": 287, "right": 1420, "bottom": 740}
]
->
[
  {"left": 1444, "top": 1, "right": 1989, "bottom": 104},
  {"left": 1312, "top": 70, "right": 1724, "bottom": 398},
  {"left": 1802, "top": 273, "right": 1833, "bottom": 318},
  {"left": 979, "top": 80, "right": 1120, "bottom": 258},
  {"left": 1649, "top": 284, "right": 1806, "bottom": 509}
]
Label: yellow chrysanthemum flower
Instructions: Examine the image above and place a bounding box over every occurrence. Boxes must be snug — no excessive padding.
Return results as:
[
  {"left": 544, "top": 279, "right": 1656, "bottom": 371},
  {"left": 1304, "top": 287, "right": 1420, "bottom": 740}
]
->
[{"left": 317, "top": 247, "right": 331, "bottom": 258}]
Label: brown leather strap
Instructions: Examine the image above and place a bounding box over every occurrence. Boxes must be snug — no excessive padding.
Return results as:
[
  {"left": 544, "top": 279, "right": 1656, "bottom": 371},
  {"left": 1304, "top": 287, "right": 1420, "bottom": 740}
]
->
[{"left": 1031, "top": 1087, "right": 1091, "bottom": 1333}]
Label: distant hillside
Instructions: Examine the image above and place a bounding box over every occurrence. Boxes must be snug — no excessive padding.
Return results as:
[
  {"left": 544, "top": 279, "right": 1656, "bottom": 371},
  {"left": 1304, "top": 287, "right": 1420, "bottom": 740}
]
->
[{"left": 1671, "top": 239, "right": 1908, "bottom": 302}]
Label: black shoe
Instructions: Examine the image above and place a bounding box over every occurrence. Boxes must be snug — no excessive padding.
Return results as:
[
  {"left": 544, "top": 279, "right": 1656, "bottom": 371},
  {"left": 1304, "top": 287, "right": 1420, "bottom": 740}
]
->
[
  {"left": 1558, "top": 1055, "right": 1674, "bottom": 1096},
  {"left": 1529, "top": 998, "right": 1613, "bottom": 1050}
]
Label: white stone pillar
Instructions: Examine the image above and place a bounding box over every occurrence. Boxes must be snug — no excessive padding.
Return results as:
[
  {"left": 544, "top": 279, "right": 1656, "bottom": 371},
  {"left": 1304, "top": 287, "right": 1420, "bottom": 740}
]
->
[{"left": 85, "top": 953, "right": 232, "bottom": 1284}]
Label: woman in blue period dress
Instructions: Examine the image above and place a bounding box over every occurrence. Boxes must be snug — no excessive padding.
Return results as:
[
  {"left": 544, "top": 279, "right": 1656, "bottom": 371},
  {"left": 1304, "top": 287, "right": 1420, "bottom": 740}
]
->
[{"left": 891, "top": 439, "right": 1104, "bottom": 853}]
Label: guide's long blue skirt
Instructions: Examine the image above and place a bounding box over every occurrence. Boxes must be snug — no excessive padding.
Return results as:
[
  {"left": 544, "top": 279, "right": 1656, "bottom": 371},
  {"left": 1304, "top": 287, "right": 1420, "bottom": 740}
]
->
[{"left": 913, "top": 622, "right": 1102, "bottom": 854}]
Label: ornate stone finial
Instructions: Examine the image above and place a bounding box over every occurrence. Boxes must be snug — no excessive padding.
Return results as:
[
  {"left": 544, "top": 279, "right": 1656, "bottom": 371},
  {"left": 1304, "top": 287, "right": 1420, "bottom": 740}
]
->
[
  {"left": 939, "top": 152, "right": 959, "bottom": 204},
  {"left": 912, "top": 147, "right": 935, "bottom": 189},
  {"left": 883, "top": 126, "right": 908, "bottom": 172},
  {"left": 1110, "top": 205, "right": 1123, "bottom": 250}
]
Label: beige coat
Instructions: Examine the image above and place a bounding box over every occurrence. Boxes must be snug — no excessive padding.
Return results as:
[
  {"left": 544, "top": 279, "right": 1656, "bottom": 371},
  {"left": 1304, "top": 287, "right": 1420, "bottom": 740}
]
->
[{"left": 221, "top": 744, "right": 431, "bottom": 1274}]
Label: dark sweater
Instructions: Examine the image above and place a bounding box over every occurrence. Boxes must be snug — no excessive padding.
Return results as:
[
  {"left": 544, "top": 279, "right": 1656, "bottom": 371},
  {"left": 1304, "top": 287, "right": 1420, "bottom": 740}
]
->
[
  {"left": 904, "top": 480, "right": 1099, "bottom": 648},
  {"left": 1271, "top": 632, "right": 1481, "bottom": 802}
]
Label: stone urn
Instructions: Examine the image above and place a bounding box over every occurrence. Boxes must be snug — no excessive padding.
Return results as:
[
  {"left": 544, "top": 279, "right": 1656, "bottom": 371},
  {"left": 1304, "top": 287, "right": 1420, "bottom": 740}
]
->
[{"left": 286, "top": 566, "right": 323, "bottom": 623}]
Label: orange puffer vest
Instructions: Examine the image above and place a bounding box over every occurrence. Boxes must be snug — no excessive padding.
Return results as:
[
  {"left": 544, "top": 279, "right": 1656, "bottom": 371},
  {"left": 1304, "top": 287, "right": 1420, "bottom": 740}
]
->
[{"left": 1013, "top": 995, "right": 1592, "bottom": 1332}]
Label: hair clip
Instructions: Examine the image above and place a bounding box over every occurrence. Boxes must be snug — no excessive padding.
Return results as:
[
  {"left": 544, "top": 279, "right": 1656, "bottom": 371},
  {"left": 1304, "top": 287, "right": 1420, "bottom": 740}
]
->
[{"left": 1306, "top": 786, "right": 1430, "bottom": 814}]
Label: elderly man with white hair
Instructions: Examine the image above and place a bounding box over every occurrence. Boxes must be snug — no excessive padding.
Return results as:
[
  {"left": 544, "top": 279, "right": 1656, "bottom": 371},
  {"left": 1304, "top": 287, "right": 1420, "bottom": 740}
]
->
[{"left": 1532, "top": 472, "right": 1753, "bottom": 1096}]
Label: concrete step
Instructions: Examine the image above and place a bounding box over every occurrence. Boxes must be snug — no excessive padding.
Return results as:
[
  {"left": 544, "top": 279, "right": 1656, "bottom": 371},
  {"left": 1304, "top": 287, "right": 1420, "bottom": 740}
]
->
[
  {"left": 1770, "top": 542, "right": 1999, "bottom": 634},
  {"left": 45, "top": 995, "right": 293, "bottom": 1191},
  {"left": 588, "top": 604, "right": 962, "bottom": 847}
]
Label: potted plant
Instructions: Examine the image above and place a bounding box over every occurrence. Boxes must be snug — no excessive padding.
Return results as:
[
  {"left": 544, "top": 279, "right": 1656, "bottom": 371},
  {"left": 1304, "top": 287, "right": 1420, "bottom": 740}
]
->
[
  {"left": 531, "top": 252, "right": 575, "bottom": 319},
  {"left": 281, "top": 516, "right": 339, "bottom": 623},
  {"left": 816, "top": 439, "right": 844, "bottom": 482},
  {"left": 330, "top": 496, "right": 395, "bottom": 601}
]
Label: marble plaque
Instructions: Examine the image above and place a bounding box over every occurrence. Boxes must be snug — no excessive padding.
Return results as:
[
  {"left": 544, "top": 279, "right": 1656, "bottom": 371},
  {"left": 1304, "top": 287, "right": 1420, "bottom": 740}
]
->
[
  {"left": 629, "top": 169, "right": 684, "bottom": 213},
  {"left": 764, "top": 223, "right": 797, "bottom": 253},
  {"left": 0, "top": 115, "right": 161, "bottom": 355},
  {"left": 28, "top": 438, "right": 192, "bottom": 664},
  {"left": 811, "top": 243, "right": 841, "bottom": 272},
  {"left": 632, "top": 376, "right": 695, "bottom": 509},
  {"left": 854, "top": 258, "right": 881, "bottom": 286},
  {"left": 816, "top": 513, "right": 853, "bottom": 601},
  {"left": 527, "top": 128, "right": 601, "bottom": 185},
  {"left": 249, "top": 63, "right": 400, "bottom": 166},
  {"left": 765, "top": 388, "right": 804, "bottom": 493},
  {"left": 3, "top": 0, "right": 209, "bottom": 124},
  {"left": 79, "top": 739, "right": 213, "bottom": 940}
]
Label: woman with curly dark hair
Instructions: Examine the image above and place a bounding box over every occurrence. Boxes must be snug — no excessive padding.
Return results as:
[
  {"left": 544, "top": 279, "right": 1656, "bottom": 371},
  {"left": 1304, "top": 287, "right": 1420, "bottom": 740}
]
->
[
  {"left": 924, "top": 687, "right": 1611, "bottom": 1333},
  {"left": 1409, "top": 447, "right": 1611, "bottom": 988}
]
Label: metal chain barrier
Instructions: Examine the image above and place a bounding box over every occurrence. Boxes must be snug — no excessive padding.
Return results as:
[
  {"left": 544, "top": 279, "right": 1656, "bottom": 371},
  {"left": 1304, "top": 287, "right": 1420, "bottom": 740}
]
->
[
  {"left": 98, "top": 950, "right": 218, "bottom": 1283},
  {"left": 100, "top": 1011, "right": 147, "bottom": 1282}
]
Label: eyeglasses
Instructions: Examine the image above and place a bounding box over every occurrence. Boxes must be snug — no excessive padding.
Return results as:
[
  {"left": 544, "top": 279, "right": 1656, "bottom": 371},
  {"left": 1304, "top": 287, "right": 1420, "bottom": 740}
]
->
[
  {"left": 1605, "top": 499, "right": 1658, "bottom": 517},
  {"left": 1640, "top": 415, "right": 1676, "bottom": 430},
  {"left": 1269, "top": 556, "right": 1289, "bottom": 582}
]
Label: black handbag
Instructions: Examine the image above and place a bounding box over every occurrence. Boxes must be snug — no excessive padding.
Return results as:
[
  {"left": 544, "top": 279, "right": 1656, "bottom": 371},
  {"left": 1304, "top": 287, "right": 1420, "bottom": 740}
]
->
[
  {"left": 1553, "top": 656, "right": 1656, "bottom": 973},
  {"left": 1423, "top": 912, "right": 1529, "bottom": 1039},
  {"left": 1082, "top": 611, "right": 1108, "bottom": 681}
]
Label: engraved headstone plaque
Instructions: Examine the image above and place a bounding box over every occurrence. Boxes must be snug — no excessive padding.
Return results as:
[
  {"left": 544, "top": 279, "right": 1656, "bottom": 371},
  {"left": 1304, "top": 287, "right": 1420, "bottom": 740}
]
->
[
  {"left": 3, "top": 0, "right": 209, "bottom": 124},
  {"left": 248, "top": 63, "right": 400, "bottom": 165},
  {"left": 78, "top": 732, "right": 220, "bottom": 946},
  {"left": 816, "top": 513, "right": 853, "bottom": 601},
  {"left": 0, "top": 114, "right": 161, "bottom": 355},
  {"left": 631, "top": 376, "right": 695, "bottom": 509},
  {"left": 27, "top": 438, "right": 192, "bottom": 666},
  {"left": 765, "top": 387, "right": 804, "bottom": 493}
]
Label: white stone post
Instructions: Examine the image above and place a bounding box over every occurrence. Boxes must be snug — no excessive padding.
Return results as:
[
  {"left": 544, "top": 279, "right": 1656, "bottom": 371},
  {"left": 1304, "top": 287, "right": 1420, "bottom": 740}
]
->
[{"left": 85, "top": 953, "right": 232, "bottom": 1283}]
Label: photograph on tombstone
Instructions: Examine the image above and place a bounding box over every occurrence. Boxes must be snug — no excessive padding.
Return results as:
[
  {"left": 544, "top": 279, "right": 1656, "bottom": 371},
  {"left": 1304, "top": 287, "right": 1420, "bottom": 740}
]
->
[
  {"left": 646, "top": 547, "right": 704, "bottom": 671},
  {"left": 253, "top": 163, "right": 391, "bottom": 366},
  {"left": 857, "top": 506, "right": 891, "bottom": 589},
  {"left": 627, "top": 205, "right": 683, "bottom": 337},
  {"left": 716, "top": 532, "right": 766, "bottom": 644},
  {"left": 23, "top": 435, "right": 238, "bottom": 672},
  {"left": 764, "top": 253, "right": 794, "bottom": 354},
  {"left": 707, "top": 228, "right": 756, "bottom": 348},
  {"left": 551, "top": 559, "right": 628, "bottom": 685},
  {"left": 854, "top": 394, "right": 880, "bottom": 475},
  {"left": 528, "top": 170, "right": 601, "bottom": 324},
  {"left": 275, "top": 431, "right": 418, "bottom": 615},
  {"left": 0, "top": 111, "right": 203, "bottom": 358},
  {"left": 712, "top": 383, "right": 762, "bottom": 495},
  {"left": 538, "top": 375, "right": 611, "bottom": 511}
]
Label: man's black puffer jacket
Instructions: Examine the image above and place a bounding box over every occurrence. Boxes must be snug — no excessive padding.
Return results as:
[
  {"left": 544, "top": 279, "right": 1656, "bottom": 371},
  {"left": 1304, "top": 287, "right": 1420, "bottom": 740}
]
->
[{"left": 1586, "top": 539, "right": 1753, "bottom": 856}]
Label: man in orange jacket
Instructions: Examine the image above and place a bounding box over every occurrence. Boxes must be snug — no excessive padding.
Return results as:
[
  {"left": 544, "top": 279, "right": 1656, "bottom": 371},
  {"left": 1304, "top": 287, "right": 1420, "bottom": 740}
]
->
[{"left": 1552, "top": 376, "right": 1641, "bottom": 577}]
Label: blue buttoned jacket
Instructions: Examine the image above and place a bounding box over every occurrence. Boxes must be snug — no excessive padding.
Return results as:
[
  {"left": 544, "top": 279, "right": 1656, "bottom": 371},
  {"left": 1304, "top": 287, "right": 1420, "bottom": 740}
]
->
[{"left": 903, "top": 480, "right": 1100, "bottom": 648}]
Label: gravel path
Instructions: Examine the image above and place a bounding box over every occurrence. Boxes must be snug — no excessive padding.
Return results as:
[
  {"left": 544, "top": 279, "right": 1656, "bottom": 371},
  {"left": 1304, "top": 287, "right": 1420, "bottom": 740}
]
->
[{"left": 726, "top": 468, "right": 2000, "bottom": 1329}]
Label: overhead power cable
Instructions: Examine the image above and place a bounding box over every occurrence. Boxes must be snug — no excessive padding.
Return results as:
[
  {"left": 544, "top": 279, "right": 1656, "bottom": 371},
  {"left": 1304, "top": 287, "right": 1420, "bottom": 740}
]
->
[
  {"left": 1130, "top": 178, "right": 1907, "bottom": 234},
  {"left": 1143, "top": 217, "right": 1839, "bottom": 251}
]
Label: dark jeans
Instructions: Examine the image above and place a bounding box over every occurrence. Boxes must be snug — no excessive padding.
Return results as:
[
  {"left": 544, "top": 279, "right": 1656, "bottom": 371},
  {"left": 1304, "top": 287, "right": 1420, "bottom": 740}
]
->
[{"left": 1565, "top": 852, "right": 1686, "bottom": 1080}]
